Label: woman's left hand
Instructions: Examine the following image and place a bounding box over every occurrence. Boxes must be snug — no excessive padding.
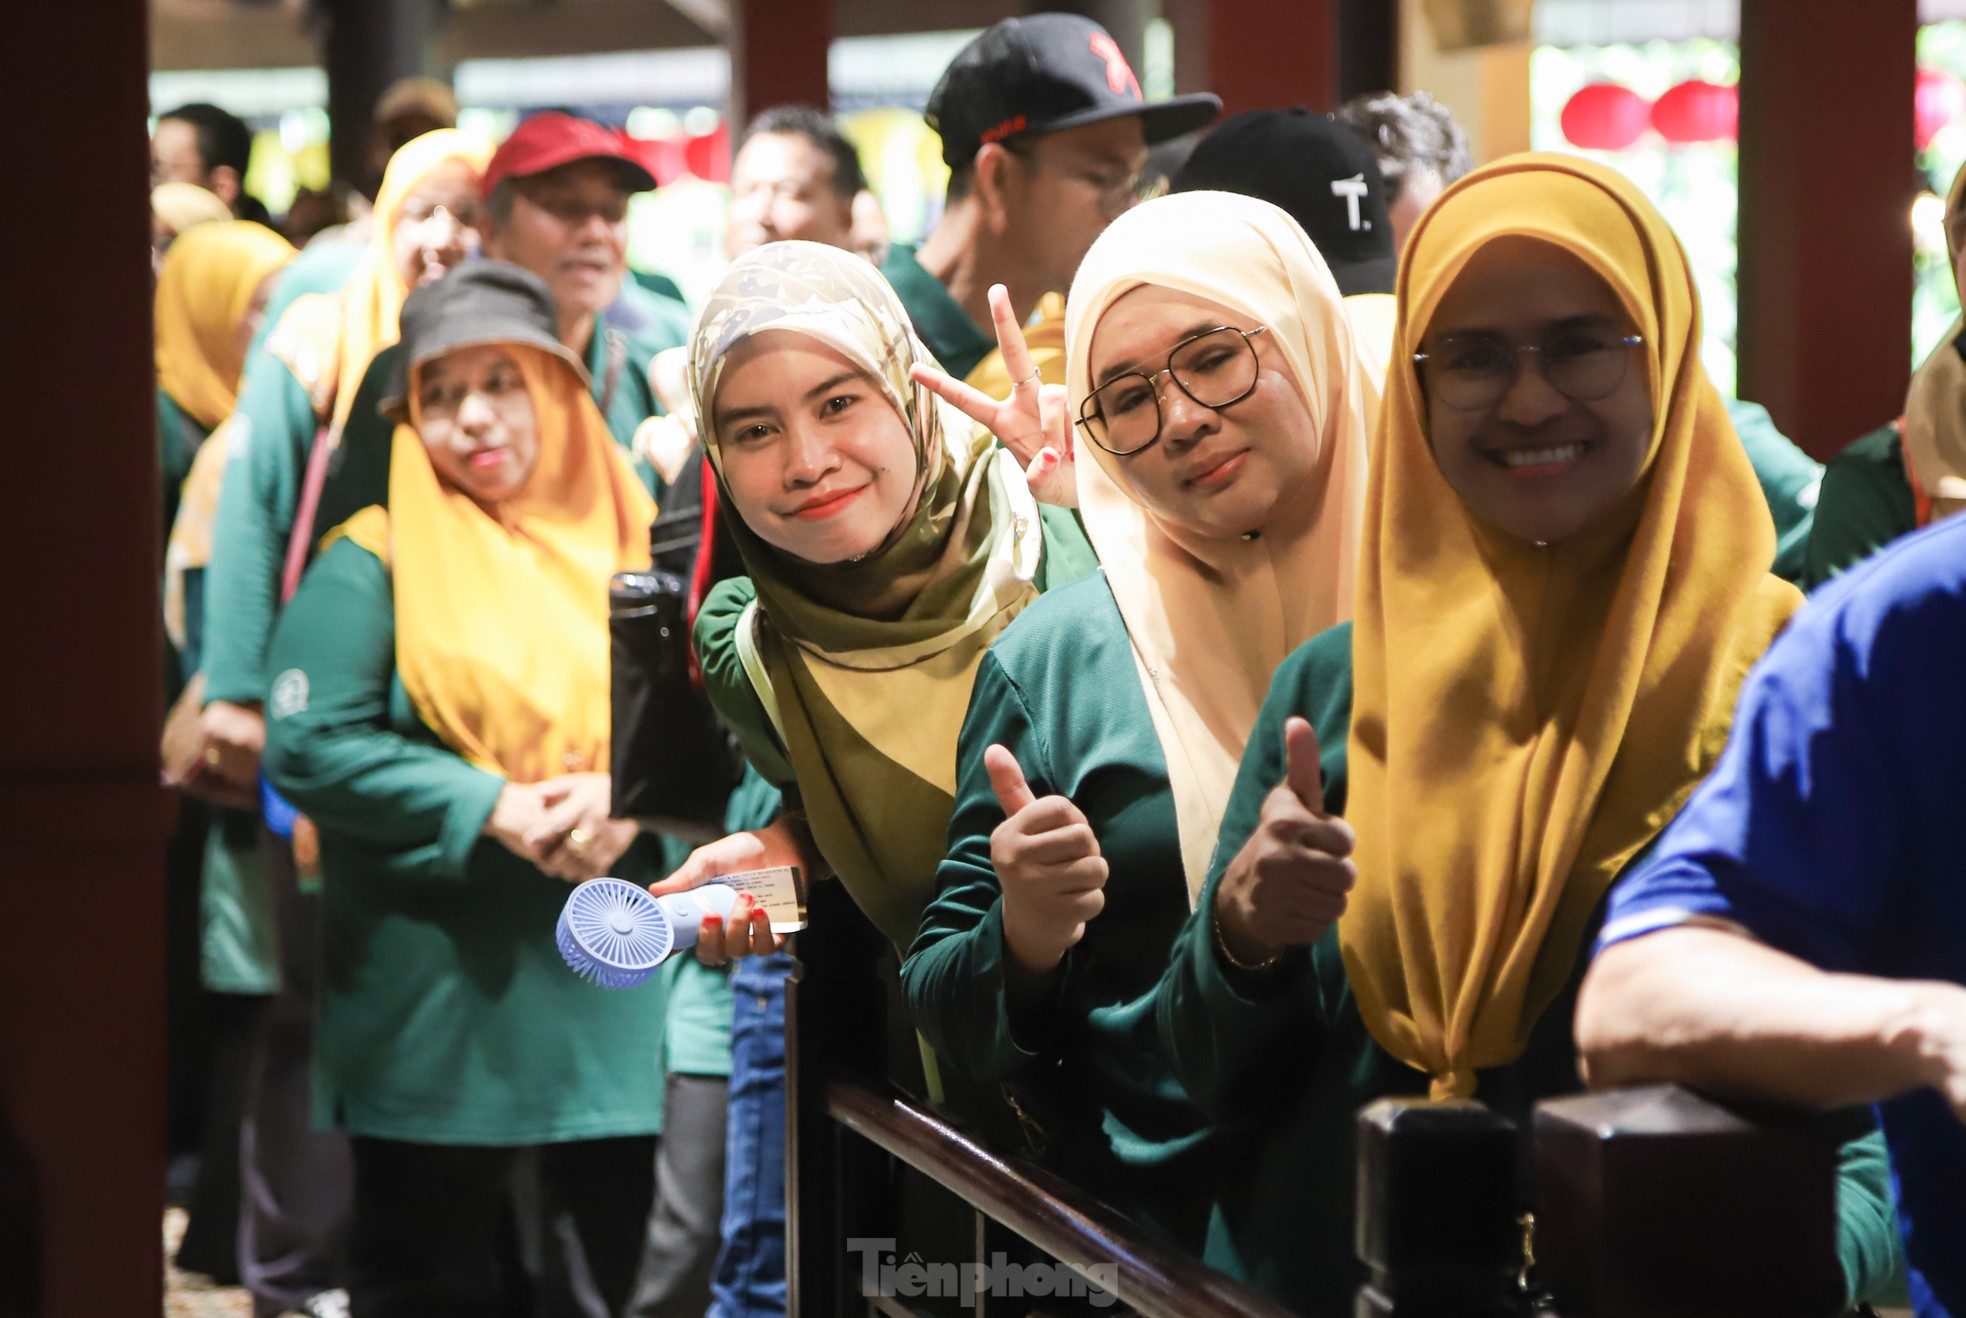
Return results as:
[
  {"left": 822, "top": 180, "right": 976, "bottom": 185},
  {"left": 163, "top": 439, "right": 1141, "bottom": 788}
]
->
[
  {"left": 528, "top": 773, "right": 639, "bottom": 882},
  {"left": 910, "top": 284, "right": 1079, "bottom": 508}
]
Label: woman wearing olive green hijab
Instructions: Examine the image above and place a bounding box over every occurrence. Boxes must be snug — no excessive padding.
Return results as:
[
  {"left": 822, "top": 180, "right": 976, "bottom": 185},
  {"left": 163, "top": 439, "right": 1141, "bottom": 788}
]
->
[
  {"left": 1156, "top": 154, "right": 1902, "bottom": 1313},
  {"left": 654, "top": 240, "right": 1094, "bottom": 957}
]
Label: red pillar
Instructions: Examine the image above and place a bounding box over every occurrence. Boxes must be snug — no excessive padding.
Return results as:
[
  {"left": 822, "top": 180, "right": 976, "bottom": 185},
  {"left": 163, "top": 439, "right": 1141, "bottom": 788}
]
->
[
  {"left": 1207, "top": 0, "right": 1338, "bottom": 116},
  {"left": 1738, "top": 0, "right": 1918, "bottom": 460},
  {"left": 728, "top": 0, "right": 834, "bottom": 136},
  {"left": 0, "top": 0, "right": 171, "bottom": 1313}
]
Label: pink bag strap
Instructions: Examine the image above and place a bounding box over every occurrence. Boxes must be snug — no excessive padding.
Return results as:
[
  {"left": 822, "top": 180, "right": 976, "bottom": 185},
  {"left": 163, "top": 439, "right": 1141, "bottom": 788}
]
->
[{"left": 280, "top": 423, "right": 334, "bottom": 604}]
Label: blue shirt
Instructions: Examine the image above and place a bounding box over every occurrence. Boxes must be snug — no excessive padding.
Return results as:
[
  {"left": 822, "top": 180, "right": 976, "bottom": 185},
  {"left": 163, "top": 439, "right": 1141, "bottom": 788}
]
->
[{"left": 1599, "top": 513, "right": 1966, "bottom": 1318}]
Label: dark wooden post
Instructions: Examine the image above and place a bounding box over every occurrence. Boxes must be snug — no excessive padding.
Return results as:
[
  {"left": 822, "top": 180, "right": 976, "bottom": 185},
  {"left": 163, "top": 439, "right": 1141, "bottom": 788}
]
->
[
  {"left": 786, "top": 878, "right": 891, "bottom": 1317},
  {"left": 1355, "top": 1098, "right": 1524, "bottom": 1317},
  {"left": 1337, "top": 0, "right": 1401, "bottom": 103},
  {"left": 1533, "top": 1086, "right": 1848, "bottom": 1318},
  {"left": 1737, "top": 0, "right": 1918, "bottom": 460},
  {"left": 321, "top": 0, "right": 440, "bottom": 193},
  {"left": 0, "top": 0, "right": 172, "bottom": 1312},
  {"left": 728, "top": 0, "right": 834, "bottom": 140},
  {"left": 1208, "top": 0, "right": 1339, "bottom": 116}
]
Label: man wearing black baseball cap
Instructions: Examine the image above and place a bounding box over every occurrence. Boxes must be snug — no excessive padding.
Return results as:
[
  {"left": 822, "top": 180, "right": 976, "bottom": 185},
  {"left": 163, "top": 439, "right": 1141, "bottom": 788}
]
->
[
  {"left": 1172, "top": 106, "right": 1400, "bottom": 385},
  {"left": 882, "top": 13, "right": 1219, "bottom": 388}
]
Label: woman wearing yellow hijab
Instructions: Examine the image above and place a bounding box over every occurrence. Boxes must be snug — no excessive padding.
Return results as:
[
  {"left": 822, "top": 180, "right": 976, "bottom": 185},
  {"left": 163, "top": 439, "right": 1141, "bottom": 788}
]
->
[
  {"left": 155, "top": 219, "right": 295, "bottom": 551},
  {"left": 198, "top": 127, "right": 492, "bottom": 790},
  {"left": 1155, "top": 155, "right": 1901, "bottom": 1313},
  {"left": 902, "top": 190, "right": 1374, "bottom": 1251},
  {"left": 262, "top": 262, "right": 665, "bottom": 1313}
]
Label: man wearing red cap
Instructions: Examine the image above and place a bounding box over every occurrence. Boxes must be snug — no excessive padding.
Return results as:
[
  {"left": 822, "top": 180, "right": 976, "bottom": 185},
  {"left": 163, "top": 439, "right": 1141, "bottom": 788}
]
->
[
  {"left": 479, "top": 111, "right": 692, "bottom": 458},
  {"left": 314, "top": 114, "right": 695, "bottom": 539}
]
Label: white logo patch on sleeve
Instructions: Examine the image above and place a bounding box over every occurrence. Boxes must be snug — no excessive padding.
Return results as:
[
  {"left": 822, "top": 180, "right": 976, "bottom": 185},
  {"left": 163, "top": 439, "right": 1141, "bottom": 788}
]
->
[{"left": 270, "top": 668, "right": 310, "bottom": 720}]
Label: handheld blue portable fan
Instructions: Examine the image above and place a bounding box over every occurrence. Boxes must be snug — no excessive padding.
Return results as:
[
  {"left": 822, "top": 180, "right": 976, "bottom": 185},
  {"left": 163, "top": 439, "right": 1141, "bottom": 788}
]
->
[{"left": 556, "top": 877, "right": 742, "bottom": 989}]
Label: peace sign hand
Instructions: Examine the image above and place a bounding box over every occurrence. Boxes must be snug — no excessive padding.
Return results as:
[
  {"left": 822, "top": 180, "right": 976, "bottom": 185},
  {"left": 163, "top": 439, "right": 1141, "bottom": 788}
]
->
[{"left": 909, "top": 284, "right": 1079, "bottom": 508}]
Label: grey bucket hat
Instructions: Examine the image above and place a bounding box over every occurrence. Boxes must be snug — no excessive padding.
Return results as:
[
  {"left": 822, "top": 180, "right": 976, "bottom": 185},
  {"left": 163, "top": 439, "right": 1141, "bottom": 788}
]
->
[{"left": 381, "top": 259, "right": 589, "bottom": 418}]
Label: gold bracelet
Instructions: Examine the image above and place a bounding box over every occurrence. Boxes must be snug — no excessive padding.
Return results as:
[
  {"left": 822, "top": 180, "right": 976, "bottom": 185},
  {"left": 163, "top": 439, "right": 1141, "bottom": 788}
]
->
[{"left": 1212, "top": 909, "right": 1282, "bottom": 974}]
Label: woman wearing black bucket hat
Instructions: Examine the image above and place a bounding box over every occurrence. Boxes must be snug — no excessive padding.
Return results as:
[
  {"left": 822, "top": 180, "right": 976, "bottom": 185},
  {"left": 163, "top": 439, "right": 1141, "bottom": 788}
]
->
[{"left": 262, "top": 260, "right": 668, "bottom": 1316}]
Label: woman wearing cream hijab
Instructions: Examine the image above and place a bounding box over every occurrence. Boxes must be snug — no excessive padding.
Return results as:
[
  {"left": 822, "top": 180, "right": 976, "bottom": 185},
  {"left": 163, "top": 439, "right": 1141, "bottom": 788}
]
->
[
  {"left": 903, "top": 190, "right": 1374, "bottom": 1250},
  {"left": 1155, "top": 154, "right": 1902, "bottom": 1313}
]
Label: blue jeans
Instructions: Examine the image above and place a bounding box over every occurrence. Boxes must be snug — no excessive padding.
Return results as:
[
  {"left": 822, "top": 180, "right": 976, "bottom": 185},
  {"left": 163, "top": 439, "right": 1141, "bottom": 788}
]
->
[{"left": 709, "top": 951, "right": 791, "bottom": 1318}]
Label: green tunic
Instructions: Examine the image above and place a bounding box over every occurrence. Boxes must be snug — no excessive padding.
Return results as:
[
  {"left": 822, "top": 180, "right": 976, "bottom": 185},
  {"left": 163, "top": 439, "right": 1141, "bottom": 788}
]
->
[
  {"left": 900, "top": 570, "right": 1237, "bottom": 1252},
  {"left": 263, "top": 535, "right": 670, "bottom": 1144},
  {"left": 206, "top": 302, "right": 687, "bottom": 710},
  {"left": 159, "top": 387, "right": 282, "bottom": 995},
  {"left": 1156, "top": 624, "right": 1905, "bottom": 1314},
  {"left": 1803, "top": 423, "right": 1918, "bottom": 589},
  {"left": 880, "top": 244, "right": 993, "bottom": 382},
  {"left": 1727, "top": 399, "right": 1822, "bottom": 584}
]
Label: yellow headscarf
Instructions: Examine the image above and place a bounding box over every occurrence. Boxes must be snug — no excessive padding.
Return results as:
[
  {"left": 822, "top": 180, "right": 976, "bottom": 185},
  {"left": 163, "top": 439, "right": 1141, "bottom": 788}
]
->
[
  {"left": 154, "top": 220, "right": 296, "bottom": 429},
  {"left": 1902, "top": 161, "right": 1966, "bottom": 522},
  {"left": 333, "top": 346, "right": 655, "bottom": 783},
  {"left": 1342, "top": 154, "right": 1802, "bottom": 1099},
  {"left": 264, "top": 128, "right": 492, "bottom": 434},
  {"left": 1065, "top": 191, "right": 1377, "bottom": 898}
]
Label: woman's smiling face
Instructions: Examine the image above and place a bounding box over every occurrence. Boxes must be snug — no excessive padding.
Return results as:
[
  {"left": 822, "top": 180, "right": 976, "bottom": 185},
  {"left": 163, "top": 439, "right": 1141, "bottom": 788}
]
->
[
  {"left": 1084, "top": 284, "right": 1319, "bottom": 540},
  {"left": 712, "top": 330, "right": 920, "bottom": 564},
  {"left": 1419, "top": 236, "right": 1655, "bottom": 545}
]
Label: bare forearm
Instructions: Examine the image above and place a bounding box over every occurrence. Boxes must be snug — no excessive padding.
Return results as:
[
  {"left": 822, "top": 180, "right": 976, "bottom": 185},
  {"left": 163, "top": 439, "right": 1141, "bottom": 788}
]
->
[{"left": 1578, "top": 926, "right": 1965, "bottom": 1110}]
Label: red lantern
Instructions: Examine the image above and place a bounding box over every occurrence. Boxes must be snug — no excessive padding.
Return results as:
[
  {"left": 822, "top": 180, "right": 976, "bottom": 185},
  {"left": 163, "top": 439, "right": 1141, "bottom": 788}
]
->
[
  {"left": 1917, "top": 67, "right": 1966, "bottom": 151},
  {"left": 1561, "top": 83, "right": 1652, "bottom": 152},
  {"left": 682, "top": 124, "right": 731, "bottom": 183},
  {"left": 1651, "top": 79, "right": 1738, "bottom": 145}
]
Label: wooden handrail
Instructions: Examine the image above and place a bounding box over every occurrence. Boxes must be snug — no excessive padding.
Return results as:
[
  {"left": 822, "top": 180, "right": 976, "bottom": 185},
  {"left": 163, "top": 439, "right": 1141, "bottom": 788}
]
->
[{"left": 824, "top": 1075, "right": 1298, "bottom": 1318}]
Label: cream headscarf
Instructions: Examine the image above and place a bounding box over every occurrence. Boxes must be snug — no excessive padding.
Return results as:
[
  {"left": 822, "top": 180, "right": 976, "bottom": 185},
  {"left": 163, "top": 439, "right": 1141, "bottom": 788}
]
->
[
  {"left": 1065, "top": 191, "right": 1378, "bottom": 899},
  {"left": 1903, "top": 160, "right": 1966, "bottom": 521},
  {"left": 688, "top": 240, "right": 1046, "bottom": 950},
  {"left": 263, "top": 128, "right": 492, "bottom": 436},
  {"left": 152, "top": 182, "right": 235, "bottom": 243},
  {"left": 1341, "top": 154, "right": 1801, "bottom": 1099}
]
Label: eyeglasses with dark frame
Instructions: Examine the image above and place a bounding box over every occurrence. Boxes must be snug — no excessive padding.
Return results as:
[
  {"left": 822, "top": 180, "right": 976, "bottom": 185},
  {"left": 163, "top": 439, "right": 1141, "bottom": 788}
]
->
[
  {"left": 1414, "top": 327, "right": 1645, "bottom": 412},
  {"left": 1075, "top": 325, "right": 1270, "bottom": 457}
]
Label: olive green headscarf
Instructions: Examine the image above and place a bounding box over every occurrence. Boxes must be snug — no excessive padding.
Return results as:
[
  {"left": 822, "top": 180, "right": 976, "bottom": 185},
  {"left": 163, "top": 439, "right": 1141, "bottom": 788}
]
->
[{"left": 689, "top": 240, "right": 1044, "bottom": 948}]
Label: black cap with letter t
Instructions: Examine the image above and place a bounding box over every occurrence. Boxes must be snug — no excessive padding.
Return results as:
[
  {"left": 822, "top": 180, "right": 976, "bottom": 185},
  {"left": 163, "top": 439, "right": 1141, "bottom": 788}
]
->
[
  {"left": 1173, "top": 107, "right": 1398, "bottom": 296},
  {"left": 925, "top": 13, "right": 1222, "bottom": 169}
]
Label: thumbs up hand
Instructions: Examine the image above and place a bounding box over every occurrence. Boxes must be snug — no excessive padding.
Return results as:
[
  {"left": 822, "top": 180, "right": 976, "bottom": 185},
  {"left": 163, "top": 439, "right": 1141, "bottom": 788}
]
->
[
  {"left": 1212, "top": 717, "right": 1357, "bottom": 970},
  {"left": 985, "top": 743, "right": 1110, "bottom": 980}
]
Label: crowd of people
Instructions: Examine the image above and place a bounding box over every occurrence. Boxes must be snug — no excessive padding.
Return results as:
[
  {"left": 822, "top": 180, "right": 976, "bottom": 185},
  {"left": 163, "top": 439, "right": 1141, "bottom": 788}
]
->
[{"left": 152, "top": 12, "right": 1966, "bottom": 1318}]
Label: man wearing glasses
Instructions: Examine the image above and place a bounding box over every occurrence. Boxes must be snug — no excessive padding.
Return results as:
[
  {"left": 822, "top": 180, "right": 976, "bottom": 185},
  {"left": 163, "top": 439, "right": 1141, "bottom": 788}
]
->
[{"left": 884, "top": 14, "right": 1219, "bottom": 388}]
